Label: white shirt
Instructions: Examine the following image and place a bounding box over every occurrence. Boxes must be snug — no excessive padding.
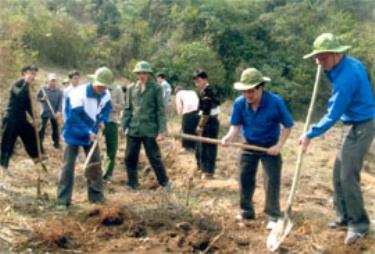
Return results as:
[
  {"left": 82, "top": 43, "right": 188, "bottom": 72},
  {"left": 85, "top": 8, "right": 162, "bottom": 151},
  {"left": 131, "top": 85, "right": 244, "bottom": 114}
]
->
[
  {"left": 175, "top": 90, "right": 199, "bottom": 115},
  {"left": 63, "top": 84, "right": 76, "bottom": 121}
]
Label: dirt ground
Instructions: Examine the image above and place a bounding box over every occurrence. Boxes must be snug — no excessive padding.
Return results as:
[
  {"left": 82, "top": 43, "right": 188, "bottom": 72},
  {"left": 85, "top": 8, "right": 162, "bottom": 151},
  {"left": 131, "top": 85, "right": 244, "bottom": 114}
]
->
[{"left": 0, "top": 102, "right": 374, "bottom": 254}]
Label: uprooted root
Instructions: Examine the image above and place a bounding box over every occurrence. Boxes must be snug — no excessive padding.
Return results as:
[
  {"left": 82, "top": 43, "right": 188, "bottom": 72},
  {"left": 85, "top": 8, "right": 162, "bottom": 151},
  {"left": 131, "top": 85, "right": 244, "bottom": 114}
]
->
[{"left": 27, "top": 218, "right": 80, "bottom": 249}]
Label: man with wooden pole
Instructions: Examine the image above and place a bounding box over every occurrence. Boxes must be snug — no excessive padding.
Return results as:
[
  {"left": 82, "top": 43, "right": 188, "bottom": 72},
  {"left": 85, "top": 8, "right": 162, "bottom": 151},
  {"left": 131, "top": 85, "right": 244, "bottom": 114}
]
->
[
  {"left": 0, "top": 65, "right": 43, "bottom": 177},
  {"left": 221, "top": 68, "right": 294, "bottom": 229},
  {"left": 56, "top": 67, "right": 112, "bottom": 210},
  {"left": 36, "top": 73, "right": 63, "bottom": 152},
  {"left": 300, "top": 33, "right": 375, "bottom": 244}
]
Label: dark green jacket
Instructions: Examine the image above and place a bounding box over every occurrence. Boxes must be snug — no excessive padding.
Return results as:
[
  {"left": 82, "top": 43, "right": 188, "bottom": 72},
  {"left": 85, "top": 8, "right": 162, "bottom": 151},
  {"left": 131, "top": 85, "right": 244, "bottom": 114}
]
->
[{"left": 123, "top": 81, "right": 166, "bottom": 138}]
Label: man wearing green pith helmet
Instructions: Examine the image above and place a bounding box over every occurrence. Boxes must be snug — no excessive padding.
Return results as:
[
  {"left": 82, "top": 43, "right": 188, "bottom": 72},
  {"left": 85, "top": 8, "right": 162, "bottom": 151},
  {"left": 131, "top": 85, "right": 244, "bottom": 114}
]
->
[
  {"left": 56, "top": 67, "right": 113, "bottom": 210},
  {"left": 123, "top": 61, "right": 170, "bottom": 191},
  {"left": 222, "top": 68, "right": 294, "bottom": 229},
  {"left": 300, "top": 33, "right": 375, "bottom": 245}
]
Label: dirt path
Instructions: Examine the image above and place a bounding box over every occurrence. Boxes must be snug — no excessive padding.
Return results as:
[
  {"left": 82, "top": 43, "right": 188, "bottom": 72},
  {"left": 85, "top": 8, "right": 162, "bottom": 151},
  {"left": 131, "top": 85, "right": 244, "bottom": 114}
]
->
[{"left": 0, "top": 104, "right": 374, "bottom": 254}]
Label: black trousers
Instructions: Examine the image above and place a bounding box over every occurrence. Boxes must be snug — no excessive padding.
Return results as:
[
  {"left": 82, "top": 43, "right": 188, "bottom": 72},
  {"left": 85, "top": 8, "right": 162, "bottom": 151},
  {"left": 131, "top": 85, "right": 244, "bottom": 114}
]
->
[
  {"left": 0, "top": 117, "right": 39, "bottom": 168},
  {"left": 181, "top": 111, "right": 199, "bottom": 149},
  {"left": 39, "top": 117, "right": 60, "bottom": 151},
  {"left": 124, "top": 135, "right": 169, "bottom": 188},
  {"left": 195, "top": 117, "right": 219, "bottom": 174},
  {"left": 239, "top": 150, "right": 282, "bottom": 220}
]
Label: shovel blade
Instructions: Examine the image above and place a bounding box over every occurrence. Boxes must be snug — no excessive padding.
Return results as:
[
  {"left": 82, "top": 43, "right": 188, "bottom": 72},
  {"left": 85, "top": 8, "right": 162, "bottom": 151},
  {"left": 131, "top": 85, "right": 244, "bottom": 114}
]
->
[{"left": 267, "top": 217, "right": 293, "bottom": 252}]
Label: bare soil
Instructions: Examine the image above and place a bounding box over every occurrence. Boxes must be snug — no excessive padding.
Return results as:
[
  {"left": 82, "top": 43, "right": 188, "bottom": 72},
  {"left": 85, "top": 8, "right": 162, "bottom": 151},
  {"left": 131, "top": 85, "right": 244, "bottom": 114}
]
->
[{"left": 1, "top": 102, "right": 374, "bottom": 254}]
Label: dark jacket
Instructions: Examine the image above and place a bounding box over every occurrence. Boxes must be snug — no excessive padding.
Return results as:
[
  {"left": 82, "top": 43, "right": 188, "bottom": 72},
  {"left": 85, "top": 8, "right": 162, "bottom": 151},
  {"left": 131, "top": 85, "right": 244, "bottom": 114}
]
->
[
  {"left": 4, "top": 79, "right": 33, "bottom": 122},
  {"left": 198, "top": 84, "right": 221, "bottom": 116},
  {"left": 123, "top": 81, "right": 166, "bottom": 138}
]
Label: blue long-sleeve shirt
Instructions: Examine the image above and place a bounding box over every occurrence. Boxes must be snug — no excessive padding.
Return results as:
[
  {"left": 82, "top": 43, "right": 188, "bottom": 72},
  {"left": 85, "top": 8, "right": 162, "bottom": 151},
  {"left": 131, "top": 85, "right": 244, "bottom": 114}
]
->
[
  {"left": 307, "top": 56, "right": 375, "bottom": 139},
  {"left": 63, "top": 83, "right": 111, "bottom": 145}
]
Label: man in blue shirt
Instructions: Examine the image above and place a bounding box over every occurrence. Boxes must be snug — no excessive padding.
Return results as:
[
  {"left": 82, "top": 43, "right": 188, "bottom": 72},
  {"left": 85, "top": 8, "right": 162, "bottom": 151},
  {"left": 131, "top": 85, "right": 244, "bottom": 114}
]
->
[
  {"left": 300, "top": 33, "right": 375, "bottom": 244},
  {"left": 222, "top": 68, "right": 294, "bottom": 229},
  {"left": 56, "top": 67, "right": 112, "bottom": 210}
]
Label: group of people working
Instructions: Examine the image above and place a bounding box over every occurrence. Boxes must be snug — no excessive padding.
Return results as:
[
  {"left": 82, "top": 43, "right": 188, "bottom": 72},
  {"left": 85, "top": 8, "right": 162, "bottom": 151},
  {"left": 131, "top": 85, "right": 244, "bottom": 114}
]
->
[{"left": 0, "top": 33, "right": 374, "bottom": 245}]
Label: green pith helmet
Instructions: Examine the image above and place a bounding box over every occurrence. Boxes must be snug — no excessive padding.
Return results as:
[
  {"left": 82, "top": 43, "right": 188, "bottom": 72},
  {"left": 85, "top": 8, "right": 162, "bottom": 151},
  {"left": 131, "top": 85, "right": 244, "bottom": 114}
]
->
[
  {"left": 303, "top": 33, "right": 351, "bottom": 59},
  {"left": 88, "top": 67, "right": 114, "bottom": 89},
  {"left": 132, "top": 61, "right": 153, "bottom": 73},
  {"left": 234, "top": 68, "right": 271, "bottom": 91}
]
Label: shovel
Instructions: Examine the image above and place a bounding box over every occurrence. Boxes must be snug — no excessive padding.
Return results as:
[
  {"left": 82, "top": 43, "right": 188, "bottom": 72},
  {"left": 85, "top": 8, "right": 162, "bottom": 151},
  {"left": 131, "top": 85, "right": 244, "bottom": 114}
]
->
[
  {"left": 267, "top": 65, "right": 322, "bottom": 252},
  {"left": 83, "top": 131, "right": 102, "bottom": 171}
]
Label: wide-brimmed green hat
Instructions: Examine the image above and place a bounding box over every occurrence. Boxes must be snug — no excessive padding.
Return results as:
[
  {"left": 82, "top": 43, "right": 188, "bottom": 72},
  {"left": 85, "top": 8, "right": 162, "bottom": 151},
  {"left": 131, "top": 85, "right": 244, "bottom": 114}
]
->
[
  {"left": 303, "top": 33, "right": 351, "bottom": 59},
  {"left": 132, "top": 61, "right": 153, "bottom": 73},
  {"left": 88, "top": 67, "right": 114, "bottom": 89},
  {"left": 234, "top": 68, "right": 271, "bottom": 91}
]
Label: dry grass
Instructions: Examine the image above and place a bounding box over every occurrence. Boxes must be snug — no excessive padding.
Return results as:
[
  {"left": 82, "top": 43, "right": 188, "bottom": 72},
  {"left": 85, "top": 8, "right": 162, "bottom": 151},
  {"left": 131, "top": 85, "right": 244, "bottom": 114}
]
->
[{"left": 0, "top": 99, "right": 374, "bottom": 254}]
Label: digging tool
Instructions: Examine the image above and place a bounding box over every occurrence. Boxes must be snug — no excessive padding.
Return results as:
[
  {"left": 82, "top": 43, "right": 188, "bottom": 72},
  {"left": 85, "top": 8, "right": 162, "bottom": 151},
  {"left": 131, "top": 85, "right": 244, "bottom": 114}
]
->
[
  {"left": 83, "top": 131, "right": 102, "bottom": 171},
  {"left": 40, "top": 88, "right": 57, "bottom": 117},
  {"left": 27, "top": 82, "right": 48, "bottom": 196},
  {"left": 267, "top": 65, "right": 322, "bottom": 252},
  {"left": 40, "top": 87, "right": 63, "bottom": 146},
  {"left": 177, "top": 133, "right": 268, "bottom": 152}
]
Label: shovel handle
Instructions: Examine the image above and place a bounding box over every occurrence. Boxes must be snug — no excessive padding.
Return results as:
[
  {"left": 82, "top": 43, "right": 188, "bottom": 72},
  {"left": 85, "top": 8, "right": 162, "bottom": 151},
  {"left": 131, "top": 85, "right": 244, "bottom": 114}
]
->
[
  {"left": 41, "top": 88, "right": 56, "bottom": 117},
  {"left": 83, "top": 132, "right": 102, "bottom": 170},
  {"left": 177, "top": 133, "right": 268, "bottom": 152},
  {"left": 27, "top": 83, "right": 48, "bottom": 173},
  {"left": 286, "top": 65, "right": 322, "bottom": 209}
]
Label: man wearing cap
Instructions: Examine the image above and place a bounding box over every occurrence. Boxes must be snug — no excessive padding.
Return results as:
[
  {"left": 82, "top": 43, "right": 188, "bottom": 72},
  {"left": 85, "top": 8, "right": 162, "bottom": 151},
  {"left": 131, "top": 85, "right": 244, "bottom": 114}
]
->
[
  {"left": 221, "top": 68, "right": 294, "bottom": 228},
  {"left": 37, "top": 73, "right": 63, "bottom": 150},
  {"left": 193, "top": 70, "right": 221, "bottom": 180},
  {"left": 300, "top": 33, "right": 375, "bottom": 244},
  {"left": 56, "top": 67, "right": 113, "bottom": 209},
  {"left": 102, "top": 84, "right": 125, "bottom": 182},
  {"left": 1, "top": 65, "right": 41, "bottom": 177},
  {"left": 123, "top": 61, "right": 170, "bottom": 190}
]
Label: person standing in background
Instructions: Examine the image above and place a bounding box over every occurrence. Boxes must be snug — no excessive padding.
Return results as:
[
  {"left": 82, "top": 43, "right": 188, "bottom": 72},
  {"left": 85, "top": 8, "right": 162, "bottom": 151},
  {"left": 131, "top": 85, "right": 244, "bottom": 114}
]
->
[
  {"left": 193, "top": 70, "right": 221, "bottom": 180},
  {"left": 63, "top": 70, "right": 80, "bottom": 121},
  {"left": 37, "top": 73, "right": 63, "bottom": 151},
  {"left": 103, "top": 84, "right": 125, "bottom": 182},
  {"left": 156, "top": 72, "right": 172, "bottom": 113},
  {"left": 175, "top": 85, "right": 199, "bottom": 151}
]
